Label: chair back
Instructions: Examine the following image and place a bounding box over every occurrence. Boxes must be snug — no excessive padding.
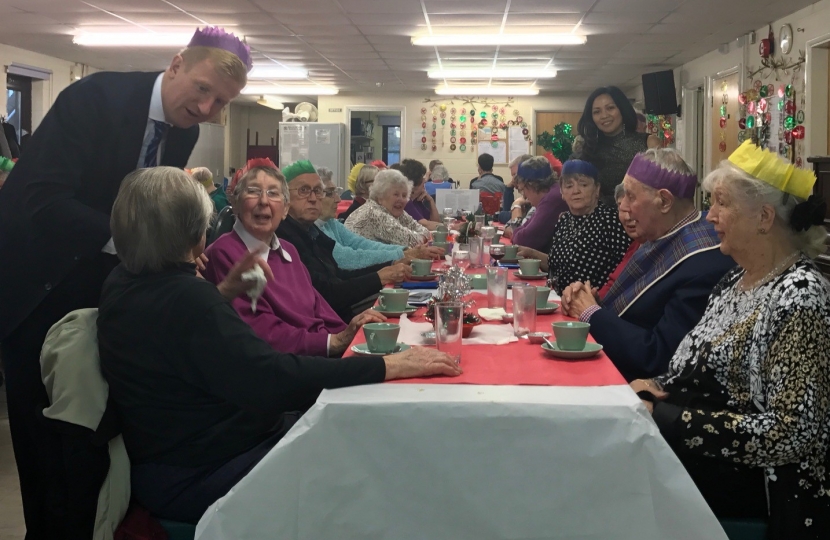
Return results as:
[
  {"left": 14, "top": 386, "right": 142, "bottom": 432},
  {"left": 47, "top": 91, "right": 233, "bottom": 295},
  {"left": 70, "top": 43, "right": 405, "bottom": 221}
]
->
[
  {"left": 479, "top": 191, "right": 503, "bottom": 215},
  {"left": 207, "top": 206, "right": 235, "bottom": 246}
]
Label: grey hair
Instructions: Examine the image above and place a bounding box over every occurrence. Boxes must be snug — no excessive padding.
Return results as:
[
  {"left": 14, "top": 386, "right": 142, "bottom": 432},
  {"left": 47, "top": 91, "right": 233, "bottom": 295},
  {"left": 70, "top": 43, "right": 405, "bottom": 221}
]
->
[
  {"left": 355, "top": 165, "right": 379, "bottom": 198},
  {"left": 509, "top": 153, "right": 533, "bottom": 168},
  {"left": 516, "top": 156, "right": 557, "bottom": 191},
  {"left": 316, "top": 167, "right": 333, "bottom": 183},
  {"left": 111, "top": 167, "right": 214, "bottom": 273},
  {"left": 370, "top": 169, "right": 411, "bottom": 201},
  {"left": 430, "top": 164, "right": 449, "bottom": 181},
  {"left": 231, "top": 166, "right": 290, "bottom": 208},
  {"left": 703, "top": 161, "right": 827, "bottom": 259},
  {"left": 190, "top": 166, "right": 213, "bottom": 185},
  {"left": 614, "top": 183, "right": 626, "bottom": 201}
]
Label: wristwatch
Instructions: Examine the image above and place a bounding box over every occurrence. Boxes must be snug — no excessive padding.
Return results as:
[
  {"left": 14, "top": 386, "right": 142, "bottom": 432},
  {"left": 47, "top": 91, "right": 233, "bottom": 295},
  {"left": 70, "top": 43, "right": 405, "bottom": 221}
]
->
[{"left": 510, "top": 203, "right": 523, "bottom": 211}]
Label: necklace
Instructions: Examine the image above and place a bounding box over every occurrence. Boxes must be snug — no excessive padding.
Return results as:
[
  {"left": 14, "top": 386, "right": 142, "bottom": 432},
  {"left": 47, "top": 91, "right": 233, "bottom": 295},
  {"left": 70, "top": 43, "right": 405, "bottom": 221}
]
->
[{"left": 737, "top": 251, "right": 799, "bottom": 292}]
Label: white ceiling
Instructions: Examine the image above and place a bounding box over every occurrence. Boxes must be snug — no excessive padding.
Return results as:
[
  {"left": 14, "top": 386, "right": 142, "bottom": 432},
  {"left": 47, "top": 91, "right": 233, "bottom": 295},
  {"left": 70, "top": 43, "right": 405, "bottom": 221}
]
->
[{"left": 0, "top": 0, "right": 818, "bottom": 96}]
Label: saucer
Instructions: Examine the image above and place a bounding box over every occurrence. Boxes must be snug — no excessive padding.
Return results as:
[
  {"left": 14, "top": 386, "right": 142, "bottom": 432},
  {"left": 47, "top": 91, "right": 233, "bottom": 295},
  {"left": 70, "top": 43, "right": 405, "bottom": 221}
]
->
[
  {"left": 540, "top": 341, "right": 603, "bottom": 359},
  {"left": 500, "top": 256, "right": 524, "bottom": 263},
  {"left": 351, "top": 343, "right": 411, "bottom": 356},
  {"left": 536, "top": 302, "right": 560, "bottom": 314},
  {"left": 513, "top": 271, "right": 547, "bottom": 280},
  {"left": 375, "top": 305, "right": 419, "bottom": 317},
  {"left": 410, "top": 274, "right": 438, "bottom": 281}
]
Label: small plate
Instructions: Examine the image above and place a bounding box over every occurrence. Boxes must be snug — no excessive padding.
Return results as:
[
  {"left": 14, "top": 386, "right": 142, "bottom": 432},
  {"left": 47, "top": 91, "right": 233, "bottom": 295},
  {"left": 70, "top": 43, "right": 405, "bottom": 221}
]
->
[
  {"left": 351, "top": 343, "right": 411, "bottom": 356},
  {"left": 375, "top": 305, "right": 419, "bottom": 317},
  {"left": 410, "top": 274, "right": 438, "bottom": 281},
  {"left": 536, "top": 302, "right": 560, "bottom": 314},
  {"left": 540, "top": 341, "right": 603, "bottom": 359},
  {"left": 421, "top": 330, "right": 436, "bottom": 344},
  {"left": 513, "top": 271, "right": 548, "bottom": 280}
]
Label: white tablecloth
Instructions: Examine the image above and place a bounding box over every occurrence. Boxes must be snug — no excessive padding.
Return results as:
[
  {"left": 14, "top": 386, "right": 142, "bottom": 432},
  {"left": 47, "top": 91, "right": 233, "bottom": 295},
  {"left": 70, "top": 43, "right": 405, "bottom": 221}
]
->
[{"left": 196, "top": 384, "right": 727, "bottom": 540}]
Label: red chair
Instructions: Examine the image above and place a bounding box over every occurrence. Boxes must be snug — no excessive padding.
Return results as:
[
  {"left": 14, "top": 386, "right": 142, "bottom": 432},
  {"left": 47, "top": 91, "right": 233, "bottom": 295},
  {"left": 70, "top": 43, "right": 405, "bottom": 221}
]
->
[{"left": 479, "top": 191, "right": 503, "bottom": 215}]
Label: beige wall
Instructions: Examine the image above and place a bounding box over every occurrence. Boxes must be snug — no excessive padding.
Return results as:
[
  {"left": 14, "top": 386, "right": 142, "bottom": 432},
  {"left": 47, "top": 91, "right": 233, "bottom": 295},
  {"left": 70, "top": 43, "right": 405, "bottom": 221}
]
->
[{"left": 318, "top": 92, "right": 585, "bottom": 187}]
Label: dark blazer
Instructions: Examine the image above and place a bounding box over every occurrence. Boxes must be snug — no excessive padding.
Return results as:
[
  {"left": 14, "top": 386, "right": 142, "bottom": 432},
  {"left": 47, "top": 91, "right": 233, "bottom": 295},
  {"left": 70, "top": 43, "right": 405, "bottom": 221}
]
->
[
  {"left": 276, "top": 215, "right": 387, "bottom": 323},
  {"left": 589, "top": 248, "right": 736, "bottom": 381},
  {"left": 0, "top": 71, "right": 199, "bottom": 339}
]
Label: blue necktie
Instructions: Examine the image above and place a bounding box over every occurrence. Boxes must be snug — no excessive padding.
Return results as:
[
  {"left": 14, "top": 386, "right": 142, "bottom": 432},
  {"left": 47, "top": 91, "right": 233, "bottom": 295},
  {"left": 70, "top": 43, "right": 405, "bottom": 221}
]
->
[{"left": 143, "top": 120, "right": 168, "bottom": 168}]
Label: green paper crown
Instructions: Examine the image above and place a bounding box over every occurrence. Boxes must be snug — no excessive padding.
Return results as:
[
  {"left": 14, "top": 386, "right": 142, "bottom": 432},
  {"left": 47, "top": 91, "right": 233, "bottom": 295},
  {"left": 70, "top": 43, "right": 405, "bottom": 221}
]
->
[{"left": 282, "top": 160, "right": 317, "bottom": 183}]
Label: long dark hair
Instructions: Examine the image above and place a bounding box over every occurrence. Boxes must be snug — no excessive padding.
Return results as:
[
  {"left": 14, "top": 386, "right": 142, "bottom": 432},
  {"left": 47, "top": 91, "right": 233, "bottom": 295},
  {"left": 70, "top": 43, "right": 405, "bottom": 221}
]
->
[{"left": 576, "top": 86, "right": 638, "bottom": 160}]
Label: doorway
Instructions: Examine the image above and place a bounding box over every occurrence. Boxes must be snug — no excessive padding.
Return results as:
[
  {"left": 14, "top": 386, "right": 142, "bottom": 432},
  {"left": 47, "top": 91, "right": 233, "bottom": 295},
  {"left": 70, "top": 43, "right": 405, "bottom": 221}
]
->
[
  {"left": 5, "top": 74, "right": 32, "bottom": 158},
  {"left": 346, "top": 108, "right": 405, "bottom": 167},
  {"left": 382, "top": 125, "right": 401, "bottom": 165},
  {"left": 709, "top": 69, "right": 740, "bottom": 171}
]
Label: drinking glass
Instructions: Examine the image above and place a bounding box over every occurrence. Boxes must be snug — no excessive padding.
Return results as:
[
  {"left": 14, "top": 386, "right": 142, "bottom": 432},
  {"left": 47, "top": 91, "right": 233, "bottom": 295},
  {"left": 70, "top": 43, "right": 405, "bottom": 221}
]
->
[
  {"left": 486, "top": 266, "right": 507, "bottom": 309},
  {"left": 452, "top": 243, "right": 470, "bottom": 270},
  {"left": 435, "top": 301, "right": 463, "bottom": 365},
  {"left": 480, "top": 226, "right": 496, "bottom": 242},
  {"left": 488, "top": 243, "right": 505, "bottom": 266},
  {"left": 468, "top": 237, "right": 484, "bottom": 268},
  {"left": 512, "top": 284, "right": 537, "bottom": 337},
  {"left": 474, "top": 215, "right": 485, "bottom": 231}
]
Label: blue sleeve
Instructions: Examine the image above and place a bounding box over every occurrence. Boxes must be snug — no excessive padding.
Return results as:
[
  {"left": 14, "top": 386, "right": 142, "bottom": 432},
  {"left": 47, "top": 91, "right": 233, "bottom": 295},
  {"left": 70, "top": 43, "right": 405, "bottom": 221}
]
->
[{"left": 321, "top": 220, "right": 404, "bottom": 270}]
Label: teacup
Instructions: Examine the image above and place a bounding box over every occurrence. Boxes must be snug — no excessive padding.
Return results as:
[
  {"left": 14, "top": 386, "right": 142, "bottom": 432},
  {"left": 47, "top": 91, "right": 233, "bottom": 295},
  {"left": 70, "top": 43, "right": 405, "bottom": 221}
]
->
[
  {"left": 432, "top": 230, "right": 449, "bottom": 243},
  {"left": 377, "top": 289, "right": 410, "bottom": 312},
  {"left": 551, "top": 321, "right": 591, "bottom": 351},
  {"left": 470, "top": 274, "right": 488, "bottom": 289},
  {"left": 433, "top": 241, "right": 451, "bottom": 253},
  {"left": 412, "top": 259, "right": 433, "bottom": 276},
  {"left": 363, "top": 323, "right": 401, "bottom": 353},
  {"left": 518, "top": 259, "right": 541, "bottom": 276},
  {"left": 504, "top": 245, "right": 519, "bottom": 260},
  {"left": 535, "top": 286, "right": 551, "bottom": 308}
]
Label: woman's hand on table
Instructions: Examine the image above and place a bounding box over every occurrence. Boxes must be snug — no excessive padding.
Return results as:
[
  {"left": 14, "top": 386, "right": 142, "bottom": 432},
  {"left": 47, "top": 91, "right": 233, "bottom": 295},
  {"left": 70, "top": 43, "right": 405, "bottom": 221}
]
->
[
  {"left": 216, "top": 251, "right": 275, "bottom": 301},
  {"left": 378, "top": 263, "right": 412, "bottom": 284},
  {"left": 630, "top": 379, "right": 668, "bottom": 414},
  {"left": 383, "top": 346, "right": 463, "bottom": 380},
  {"left": 405, "top": 245, "right": 445, "bottom": 260},
  {"left": 331, "top": 309, "right": 387, "bottom": 356}
]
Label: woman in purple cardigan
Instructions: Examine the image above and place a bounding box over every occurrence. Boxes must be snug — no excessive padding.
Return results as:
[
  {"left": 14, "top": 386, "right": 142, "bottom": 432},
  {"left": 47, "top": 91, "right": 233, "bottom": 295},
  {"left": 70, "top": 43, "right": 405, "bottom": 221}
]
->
[
  {"left": 203, "top": 159, "right": 386, "bottom": 357},
  {"left": 504, "top": 156, "right": 568, "bottom": 254}
]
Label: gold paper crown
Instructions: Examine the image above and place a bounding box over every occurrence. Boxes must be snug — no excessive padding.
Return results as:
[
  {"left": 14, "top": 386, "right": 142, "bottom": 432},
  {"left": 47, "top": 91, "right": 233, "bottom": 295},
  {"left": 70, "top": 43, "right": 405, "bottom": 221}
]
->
[{"left": 728, "top": 140, "right": 815, "bottom": 199}]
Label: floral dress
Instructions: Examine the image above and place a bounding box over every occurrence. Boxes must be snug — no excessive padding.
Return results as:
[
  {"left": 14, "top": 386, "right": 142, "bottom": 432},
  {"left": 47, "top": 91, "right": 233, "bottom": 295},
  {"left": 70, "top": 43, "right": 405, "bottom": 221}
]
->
[
  {"left": 344, "top": 199, "right": 430, "bottom": 247},
  {"left": 547, "top": 202, "right": 631, "bottom": 294},
  {"left": 652, "top": 256, "right": 830, "bottom": 538}
]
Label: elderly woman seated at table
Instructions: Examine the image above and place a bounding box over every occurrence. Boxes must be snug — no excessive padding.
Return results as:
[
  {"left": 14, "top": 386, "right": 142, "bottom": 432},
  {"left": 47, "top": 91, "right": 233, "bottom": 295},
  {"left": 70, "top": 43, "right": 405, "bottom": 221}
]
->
[
  {"left": 339, "top": 164, "right": 377, "bottom": 221},
  {"left": 502, "top": 156, "right": 568, "bottom": 253},
  {"left": 634, "top": 141, "right": 830, "bottom": 539},
  {"left": 98, "top": 167, "right": 461, "bottom": 524},
  {"left": 518, "top": 160, "right": 631, "bottom": 295},
  {"left": 204, "top": 160, "right": 388, "bottom": 357},
  {"left": 597, "top": 182, "right": 642, "bottom": 298},
  {"left": 316, "top": 166, "right": 444, "bottom": 270},
  {"left": 561, "top": 148, "right": 735, "bottom": 381},
  {"left": 345, "top": 169, "right": 431, "bottom": 247}
]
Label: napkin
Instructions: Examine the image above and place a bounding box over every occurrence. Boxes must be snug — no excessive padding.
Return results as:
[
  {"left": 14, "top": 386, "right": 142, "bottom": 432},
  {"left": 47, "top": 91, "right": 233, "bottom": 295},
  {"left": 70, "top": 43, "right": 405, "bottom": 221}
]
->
[
  {"left": 478, "top": 307, "right": 507, "bottom": 321},
  {"left": 241, "top": 265, "right": 266, "bottom": 312},
  {"left": 397, "top": 314, "right": 518, "bottom": 346},
  {"left": 397, "top": 314, "right": 433, "bottom": 345}
]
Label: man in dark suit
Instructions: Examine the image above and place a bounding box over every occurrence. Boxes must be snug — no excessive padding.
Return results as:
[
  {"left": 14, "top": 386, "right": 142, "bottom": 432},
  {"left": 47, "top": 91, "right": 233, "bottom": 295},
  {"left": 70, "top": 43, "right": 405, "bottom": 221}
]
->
[{"left": 0, "top": 27, "right": 250, "bottom": 539}]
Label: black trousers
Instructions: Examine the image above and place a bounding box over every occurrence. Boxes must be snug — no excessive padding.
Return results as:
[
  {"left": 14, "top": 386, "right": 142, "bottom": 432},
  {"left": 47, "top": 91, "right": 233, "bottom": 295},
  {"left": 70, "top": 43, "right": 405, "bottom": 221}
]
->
[
  {"left": 1, "top": 254, "right": 118, "bottom": 540},
  {"left": 680, "top": 455, "right": 768, "bottom": 520}
]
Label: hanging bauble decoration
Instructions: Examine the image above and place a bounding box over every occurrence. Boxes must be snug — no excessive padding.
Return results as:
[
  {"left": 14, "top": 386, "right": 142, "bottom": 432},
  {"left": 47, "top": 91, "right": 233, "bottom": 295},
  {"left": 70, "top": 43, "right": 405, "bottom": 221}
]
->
[
  {"left": 450, "top": 144, "right": 456, "bottom": 151},
  {"left": 739, "top": 118, "right": 747, "bottom": 129},
  {"left": 422, "top": 122, "right": 427, "bottom": 128},
  {"left": 440, "top": 112, "right": 446, "bottom": 119},
  {"left": 522, "top": 128, "right": 529, "bottom": 136},
  {"left": 759, "top": 85, "right": 768, "bottom": 98},
  {"left": 491, "top": 134, "right": 499, "bottom": 142},
  {"left": 421, "top": 144, "right": 427, "bottom": 150},
  {"left": 431, "top": 130, "right": 437, "bottom": 137},
  {"left": 784, "top": 116, "right": 795, "bottom": 129},
  {"left": 460, "top": 144, "right": 466, "bottom": 152},
  {"left": 450, "top": 136, "right": 456, "bottom": 143},
  {"left": 719, "top": 117, "right": 727, "bottom": 128},
  {"left": 492, "top": 105, "right": 498, "bottom": 112},
  {"left": 479, "top": 119, "right": 488, "bottom": 127},
  {"left": 738, "top": 93, "right": 747, "bottom": 105},
  {"left": 450, "top": 108, "right": 456, "bottom": 114},
  {"left": 516, "top": 116, "right": 524, "bottom": 123},
  {"left": 796, "top": 156, "right": 803, "bottom": 167},
  {"left": 450, "top": 123, "right": 456, "bottom": 130},
  {"left": 785, "top": 100, "right": 796, "bottom": 114},
  {"left": 460, "top": 115, "right": 467, "bottom": 123},
  {"left": 480, "top": 111, "right": 487, "bottom": 118},
  {"left": 719, "top": 141, "right": 727, "bottom": 152},
  {"left": 450, "top": 129, "right": 456, "bottom": 137},
  {"left": 431, "top": 145, "right": 437, "bottom": 151},
  {"left": 469, "top": 109, "right": 476, "bottom": 117},
  {"left": 785, "top": 85, "right": 793, "bottom": 97},
  {"left": 461, "top": 108, "right": 466, "bottom": 114},
  {"left": 439, "top": 104, "right": 447, "bottom": 112},
  {"left": 513, "top": 109, "right": 520, "bottom": 116},
  {"left": 777, "top": 100, "right": 785, "bottom": 111},
  {"left": 460, "top": 137, "right": 466, "bottom": 144},
  {"left": 793, "top": 125, "right": 806, "bottom": 139},
  {"left": 460, "top": 123, "right": 466, "bottom": 129},
  {"left": 420, "top": 107, "right": 427, "bottom": 114},
  {"left": 746, "top": 102, "right": 756, "bottom": 114},
  {"left": 520, "top": 122, "right": 528, "bottom": 128},
  {"left": 796, "top": 110, "right": 805, "bottom": 124},
  {"left": 421, "top": 136, "right": 427, "bottom": 143},
  {"left": 421, "top": 115, "right": 426, "bottom": 121},
  {"left": 432, "top": 123, "right": 437, "bottom": 130},
  {"left": 491, "top": 141, "right": 498, "bottom": 148},
  {"left": 767, "top": 84, "right": 774, "bottom": 96},
  {"left": 758, "top": 98, "right": 768, "bottom": 113},
  {"left": 765, "top": 112, "right": 772, "bottom": 123},
  {"left": 492, "top": 128, "right": 499, "bottom": 137},
  {"left": 441, "top": 119, "right": 446, "bottom": 126},
  {"left": 738, "top": 131, "right": 747, "bottom": 143},
  {"left": 746, "top": 115, "right": 755, "bottom": 128},
  {"left": 785, "top": 130, "right": 794, "bottom": 144},
  {"left": 778, "top": 85, "right": 785, "bottom": 98},
  {"left": 720, "top": 105, "right": 728, "bottom": 116},
  {"left": 753, "top": 80, "right": 762, "bottom": 90},
  {"left": 499, "top": 108, "right": 505, "bottom": 115}
]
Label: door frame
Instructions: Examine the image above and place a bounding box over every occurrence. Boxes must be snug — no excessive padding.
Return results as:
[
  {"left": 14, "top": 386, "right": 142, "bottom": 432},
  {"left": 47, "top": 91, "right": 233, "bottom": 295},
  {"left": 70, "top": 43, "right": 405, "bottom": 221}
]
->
[
  {"left": 345, "top": 106, "right": 406, "bottom": 163},
  {"left": 705, "top": 64, "right": 743, "bottom": 176},
  {"left": 805, "top": 32, "right": 830, "bottom": 157}
]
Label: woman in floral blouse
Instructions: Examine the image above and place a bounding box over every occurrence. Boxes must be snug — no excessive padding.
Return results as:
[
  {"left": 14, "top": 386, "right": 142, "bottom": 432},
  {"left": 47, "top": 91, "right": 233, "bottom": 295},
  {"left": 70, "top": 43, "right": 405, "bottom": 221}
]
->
[
  {"left": 344, "top": 168, "right": 431, "bottom": 247},
  {"left": 633, "top": 141, "right": 830, "bottom": 539}
]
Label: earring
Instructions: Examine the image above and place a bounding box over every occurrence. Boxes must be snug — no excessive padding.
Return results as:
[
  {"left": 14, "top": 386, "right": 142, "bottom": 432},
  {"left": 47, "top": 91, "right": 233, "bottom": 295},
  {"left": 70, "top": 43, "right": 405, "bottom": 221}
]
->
[{"left": 758, "top": 227, "right": 767, "bottom": 234}]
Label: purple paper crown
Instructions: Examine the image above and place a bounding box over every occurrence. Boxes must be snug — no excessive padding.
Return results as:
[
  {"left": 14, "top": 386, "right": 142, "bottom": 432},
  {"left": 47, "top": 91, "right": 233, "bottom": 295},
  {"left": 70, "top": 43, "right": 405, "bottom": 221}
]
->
[
  {"left": 188, "top": 26, "right": 252, "bottom": 72},
  {"left": 626, "top": 153, "right": 697, "bottom": 199}
]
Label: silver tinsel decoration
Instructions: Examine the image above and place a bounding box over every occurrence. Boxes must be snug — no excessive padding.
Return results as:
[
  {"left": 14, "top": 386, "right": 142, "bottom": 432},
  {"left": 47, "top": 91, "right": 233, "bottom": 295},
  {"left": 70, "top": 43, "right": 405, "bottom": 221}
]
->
[{"left": 436, "top": 266, "right": 475, "bottom": 309}]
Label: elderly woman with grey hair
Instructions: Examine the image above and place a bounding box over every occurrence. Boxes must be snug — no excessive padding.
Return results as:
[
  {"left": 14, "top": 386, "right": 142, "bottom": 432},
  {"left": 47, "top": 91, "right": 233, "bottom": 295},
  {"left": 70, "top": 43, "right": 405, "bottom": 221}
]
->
[
  {"left": 425, "top": 164, "right": 452, "bottom": 197},
  {"left": 505, "top": 156, "right": 569, "bottom": 253},
  {"left": 98, "top": 166, "right": 462, "bottom": 524},
  {"left": 344, "top": 169, "right": 431, "bottom": 247},
  {"left": 339, "top": 164, "right": 378, "bottom": 221}
]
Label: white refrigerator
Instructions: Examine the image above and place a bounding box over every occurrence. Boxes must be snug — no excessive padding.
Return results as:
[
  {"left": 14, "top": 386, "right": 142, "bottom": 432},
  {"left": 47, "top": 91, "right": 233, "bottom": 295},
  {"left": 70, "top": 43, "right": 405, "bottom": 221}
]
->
[{"left": 279, "top": 122, "right": 346, "bottom": 189}]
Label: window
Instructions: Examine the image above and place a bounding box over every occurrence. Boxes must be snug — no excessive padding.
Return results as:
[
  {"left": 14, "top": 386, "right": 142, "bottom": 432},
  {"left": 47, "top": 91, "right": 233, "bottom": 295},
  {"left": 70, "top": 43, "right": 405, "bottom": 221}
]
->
[
  {"left": 383, "top": 125, "right": 400, "bottom": 166},
  {"left": 6, "top": 74, "right": 32, "bottom": 152}
]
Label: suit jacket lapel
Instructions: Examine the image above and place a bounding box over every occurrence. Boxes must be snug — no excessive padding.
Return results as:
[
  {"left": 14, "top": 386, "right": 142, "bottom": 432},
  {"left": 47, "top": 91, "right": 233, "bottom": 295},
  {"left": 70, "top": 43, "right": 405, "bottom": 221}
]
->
[
  {"left": 116, "top": 72, "right": 160, "bottom": 171},
  {"left": 162, "top": 125, "right": 200, "bottom": 168}
]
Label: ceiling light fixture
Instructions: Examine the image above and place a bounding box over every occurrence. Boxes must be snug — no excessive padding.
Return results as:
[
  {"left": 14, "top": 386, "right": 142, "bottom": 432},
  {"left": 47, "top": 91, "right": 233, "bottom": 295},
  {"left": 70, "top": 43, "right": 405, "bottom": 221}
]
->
[
  {"left": 413, "top": 34, "right": 586, "bottom": 47},
  {"left": 428, "top": 68, "right": 556, "bottom": 79},
  {"left": 256, "top": 96, "right": 285, "bottom": 110},
  {"left": 241, "top": 85, "right": 338, "bottom": 96},
  {"left": 248, "top": 66, "right": 308, "bottom": 79},
  {"left": 73, "top": 32, "right": 191, "bottom": 47},
  {"left": 435, "top": 86, "right": 539, "bottom": 96}
]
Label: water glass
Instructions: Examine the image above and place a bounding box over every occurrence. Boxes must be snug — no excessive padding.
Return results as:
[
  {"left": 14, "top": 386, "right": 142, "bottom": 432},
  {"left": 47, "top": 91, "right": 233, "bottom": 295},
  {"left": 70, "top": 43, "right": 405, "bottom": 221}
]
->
[
  {"left": 468, "top": 237, "right": 484, "bottom": 268},
  {"left": 435, "top": 301, "right": 463, "bottom": 365},
  {"left": 480, "top": 226, "right": 496, "bottom": 242},
  {"left": 453, "top": 243, "right": 470, "bottom": 270},
  {"left": 486, "top": 266, "right": 508, "bottom": 309},
  {"left": 474, "top": 215, "right": 485, "bottom": 231},
  {"left": 512, "top": 284, "right": 537, "bottom": 337}
]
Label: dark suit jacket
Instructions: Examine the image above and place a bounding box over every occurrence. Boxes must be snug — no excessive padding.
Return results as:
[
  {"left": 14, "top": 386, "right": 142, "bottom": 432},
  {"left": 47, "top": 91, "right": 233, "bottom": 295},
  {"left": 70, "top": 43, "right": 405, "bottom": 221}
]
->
[
  {"left": 0, "top": 71, "right": 199, "bottom": 339},
  {"left": 590, "top": 248, "right": 736, "bottom": 381},
  {"left": 276, "top": 216, "right": 387, "bottom": 323}
]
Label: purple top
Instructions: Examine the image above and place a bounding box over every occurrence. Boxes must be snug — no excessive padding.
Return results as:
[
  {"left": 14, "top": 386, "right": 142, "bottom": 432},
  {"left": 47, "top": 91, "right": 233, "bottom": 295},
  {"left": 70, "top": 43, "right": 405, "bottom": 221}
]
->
[
  {"left": 511, "top": 184, "right": 569, "bottom": 252},
  {"left": 203, "top": 231, "right": 346, "bottom": 356},
  {"left": 405, "top": 199, "right": 431, "bottom": 222}
]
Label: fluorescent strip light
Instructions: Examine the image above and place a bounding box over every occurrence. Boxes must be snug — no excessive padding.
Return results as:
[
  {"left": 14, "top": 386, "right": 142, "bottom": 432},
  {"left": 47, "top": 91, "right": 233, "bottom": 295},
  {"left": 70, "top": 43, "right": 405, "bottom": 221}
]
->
[
  {"left": 435, "top": 86, "right": 539, "bottom": 96},
  {"left": 413, "top": 34, "right": 586, "bottom": 47},
  {"left": 73, "top": 32, "right": 191, "bottom": 47},
  {"left": 242, "top": 85, "right": 338, "bottom": 95},
  {"left": 256, "top": 97, "right": 285, "bottom": 110},
  {"left": 248, "top": 66, "right": 309, "bottom": 79},
  {"left": 428, "top": 69, "right": 556, "bottom": 79}
]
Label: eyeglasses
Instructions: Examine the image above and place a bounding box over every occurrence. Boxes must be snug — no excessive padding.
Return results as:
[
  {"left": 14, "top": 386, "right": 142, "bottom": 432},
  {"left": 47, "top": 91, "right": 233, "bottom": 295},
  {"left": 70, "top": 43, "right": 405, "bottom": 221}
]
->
[
  {"left": 243, "top": 186, "right": 284, "bottom": 201},
  {"left": 290, "top": 185, "right": 325, "bottom": 199}
]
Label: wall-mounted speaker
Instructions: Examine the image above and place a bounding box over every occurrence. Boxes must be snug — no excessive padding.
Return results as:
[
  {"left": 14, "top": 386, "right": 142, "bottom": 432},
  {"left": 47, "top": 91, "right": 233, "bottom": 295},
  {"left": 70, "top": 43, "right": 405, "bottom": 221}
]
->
[{"left": 642, "top": 70, "right": 678, "bottom": 116}]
